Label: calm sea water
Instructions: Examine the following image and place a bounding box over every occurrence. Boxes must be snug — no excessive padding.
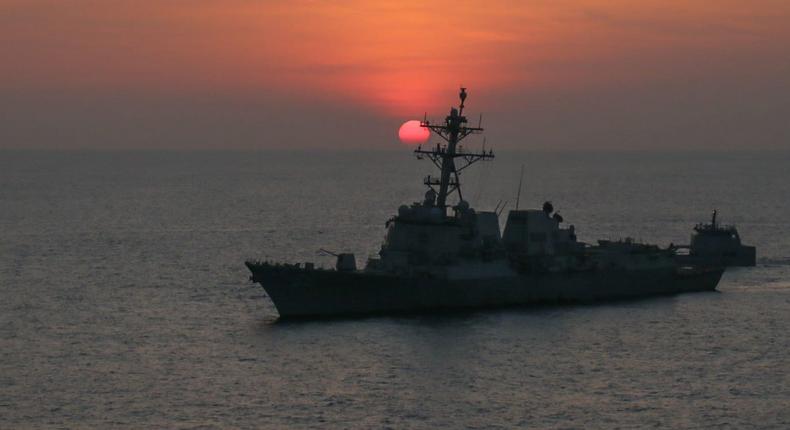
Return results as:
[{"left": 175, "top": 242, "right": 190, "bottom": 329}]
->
[{"left": 1, "top": 150, "right": 789, "bottom": 429}]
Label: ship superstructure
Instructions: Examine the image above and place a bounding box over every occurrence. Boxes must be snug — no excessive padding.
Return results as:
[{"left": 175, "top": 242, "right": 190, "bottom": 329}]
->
[
  {"left": 245, "top": 89, "right": 724, "bottom": 318},
  {"left": 371, "top": 88, "right": 498, "bottom": 274}
]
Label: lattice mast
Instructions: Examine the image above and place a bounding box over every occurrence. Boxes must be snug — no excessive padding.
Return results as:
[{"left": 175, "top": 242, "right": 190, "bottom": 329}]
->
[{"left": 415, "top": 87, "right": 494, "bottom": 210}]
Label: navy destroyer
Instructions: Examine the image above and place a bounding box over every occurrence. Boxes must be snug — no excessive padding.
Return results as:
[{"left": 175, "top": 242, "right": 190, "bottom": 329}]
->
[{"left": 246, "top": 88, "right": 723, "bottom": 318}]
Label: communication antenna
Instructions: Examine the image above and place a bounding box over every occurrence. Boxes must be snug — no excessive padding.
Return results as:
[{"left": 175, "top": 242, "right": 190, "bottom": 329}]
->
[{"left": 515, "top": 164, "right": 525, "bottom": 210}]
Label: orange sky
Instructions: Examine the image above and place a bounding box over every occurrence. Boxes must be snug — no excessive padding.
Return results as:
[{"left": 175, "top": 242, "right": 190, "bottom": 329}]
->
[{"left": 1, "top": 0, "right": 789, "bottom": 149}]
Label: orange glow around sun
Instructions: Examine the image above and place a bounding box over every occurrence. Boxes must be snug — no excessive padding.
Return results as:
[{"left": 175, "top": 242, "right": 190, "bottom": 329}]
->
[
  {"left": 398, "top": 120, "right": 430, "bottom": 145},
  {"left": 4, "top": 0, "right": 790, "bottom": 121}
]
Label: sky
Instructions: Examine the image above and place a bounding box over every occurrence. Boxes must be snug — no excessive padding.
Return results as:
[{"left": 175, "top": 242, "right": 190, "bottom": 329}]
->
[{"left": 1, "top": 0, "right": 789, "bottom": 150}]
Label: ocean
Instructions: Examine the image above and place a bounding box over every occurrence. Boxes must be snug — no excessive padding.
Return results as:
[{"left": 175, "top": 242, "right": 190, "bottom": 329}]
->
[{"left": 1, "top": 149, "right": 789, "bottom": 429}]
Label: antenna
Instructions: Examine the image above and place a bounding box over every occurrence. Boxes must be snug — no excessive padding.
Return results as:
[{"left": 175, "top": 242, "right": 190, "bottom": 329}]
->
[
  {"left": 478, "top": 113, "right": 483, "bottom": 128},
  {"left": 515, "top": 164, "right": 525, "bottom": 210},
  {"left": 459, "top": 87, "right": 467, "bottom": 114}
]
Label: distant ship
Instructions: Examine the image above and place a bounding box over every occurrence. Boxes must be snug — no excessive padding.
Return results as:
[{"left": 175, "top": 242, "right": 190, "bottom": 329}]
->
[
  {"left": 246, "top": 88, "right": 723, "bottom": 318},
  {"left": 675, "top": 211, "right": 756, "bottom": 267}
]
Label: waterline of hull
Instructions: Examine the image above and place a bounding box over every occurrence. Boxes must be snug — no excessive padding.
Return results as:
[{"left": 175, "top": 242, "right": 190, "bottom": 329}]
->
[{"left": 246, "top": 263, "right": 724, "bottom": 319}]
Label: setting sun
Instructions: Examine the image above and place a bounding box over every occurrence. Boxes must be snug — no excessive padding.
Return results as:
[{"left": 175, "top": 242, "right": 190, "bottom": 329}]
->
[{"left": 398, "top": 120, "right": 430, "bottom": 145}]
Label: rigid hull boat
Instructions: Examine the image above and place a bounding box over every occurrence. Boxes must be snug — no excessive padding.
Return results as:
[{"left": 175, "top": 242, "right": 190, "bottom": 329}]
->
[{"left": 675, "top": 211, "right": 756, "bottom": 267}]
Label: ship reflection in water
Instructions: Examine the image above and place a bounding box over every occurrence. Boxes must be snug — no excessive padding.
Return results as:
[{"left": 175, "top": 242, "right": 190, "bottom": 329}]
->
[{"left": 246, "top": 89, "right": 733, "bottom": 319}]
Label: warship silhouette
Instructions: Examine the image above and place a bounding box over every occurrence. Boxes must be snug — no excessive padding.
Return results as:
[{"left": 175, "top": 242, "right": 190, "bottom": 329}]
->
[{"left": 246, "top": 88, "right": 724, "bottom": 318}]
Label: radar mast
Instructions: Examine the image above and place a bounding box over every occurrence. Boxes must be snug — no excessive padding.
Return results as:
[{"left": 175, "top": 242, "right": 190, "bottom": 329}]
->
[{"left": 414, "top": 87, "right": 494, "bottom": 211}]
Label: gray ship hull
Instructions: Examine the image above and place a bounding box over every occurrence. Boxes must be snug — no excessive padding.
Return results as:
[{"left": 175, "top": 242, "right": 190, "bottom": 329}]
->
[{"left": 245, "top": 262, "right": 724, "bottom": 318}]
